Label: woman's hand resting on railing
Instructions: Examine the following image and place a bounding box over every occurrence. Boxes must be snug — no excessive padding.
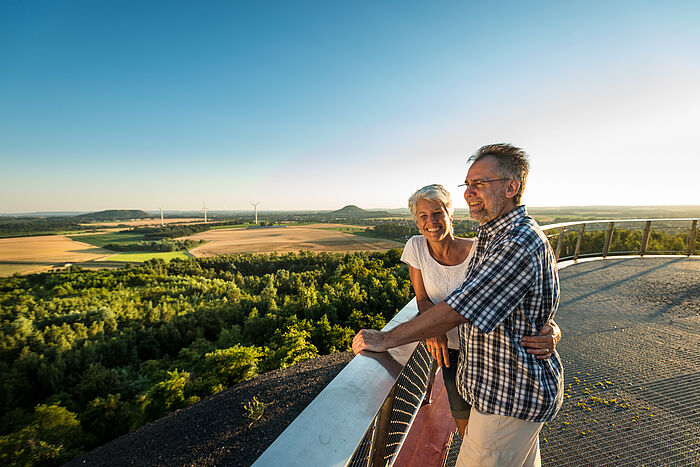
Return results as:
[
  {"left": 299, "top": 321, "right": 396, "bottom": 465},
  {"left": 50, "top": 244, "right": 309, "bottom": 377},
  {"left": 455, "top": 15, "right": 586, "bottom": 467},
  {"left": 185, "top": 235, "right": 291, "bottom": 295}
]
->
[
  {"left": 426, "top": 333, "right": 450, "bottom": 367},
  {"left": 520, "top": 320, "right": 561, "bottom": 360}
]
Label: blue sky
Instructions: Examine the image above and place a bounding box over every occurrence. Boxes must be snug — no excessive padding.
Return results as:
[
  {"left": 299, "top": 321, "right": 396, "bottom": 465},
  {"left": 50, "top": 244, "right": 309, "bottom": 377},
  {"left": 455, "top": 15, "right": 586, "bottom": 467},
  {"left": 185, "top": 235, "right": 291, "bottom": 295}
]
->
[{"left": 1, "top": 1, "right": 698, "bottom": 213}]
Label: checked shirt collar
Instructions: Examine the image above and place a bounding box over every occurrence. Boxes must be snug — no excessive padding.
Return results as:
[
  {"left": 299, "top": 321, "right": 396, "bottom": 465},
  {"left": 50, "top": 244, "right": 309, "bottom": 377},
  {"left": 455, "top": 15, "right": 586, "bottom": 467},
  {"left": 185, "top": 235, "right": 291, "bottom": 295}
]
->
[{"left": 478, "top": 205, "right": 527, "bottom": 241}]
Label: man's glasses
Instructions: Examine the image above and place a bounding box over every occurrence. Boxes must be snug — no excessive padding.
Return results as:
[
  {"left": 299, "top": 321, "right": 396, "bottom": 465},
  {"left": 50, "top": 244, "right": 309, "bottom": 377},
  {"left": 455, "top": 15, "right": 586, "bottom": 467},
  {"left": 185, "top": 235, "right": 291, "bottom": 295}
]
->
[{"left": 458, "top": 179, "right": 509, "bottom": 190}]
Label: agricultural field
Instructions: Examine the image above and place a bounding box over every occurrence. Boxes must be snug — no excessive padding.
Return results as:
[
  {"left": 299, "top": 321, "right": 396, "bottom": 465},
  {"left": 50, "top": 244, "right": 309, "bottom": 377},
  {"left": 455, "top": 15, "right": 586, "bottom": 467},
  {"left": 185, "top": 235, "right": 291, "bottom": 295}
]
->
[
  {"left": 0, "top": 235, "right": 113, "bottom": 276},
  {"left": 105, "top": 251, "right": 192, "bottom": 262},
  {"left": 317, "top": 225, "right": 366, "bottom": 233},
  {"left": 208, "top": 222, "right": 312, "bottom": 230},
  {"left": 83, "top": 217, "right": 203, "bottom": 227},
  {"left": 187, "top": 224, "right": 403, "bottom": 256},
  {"left": 68, "top": 232, "right": 147, "bottom": 247}
]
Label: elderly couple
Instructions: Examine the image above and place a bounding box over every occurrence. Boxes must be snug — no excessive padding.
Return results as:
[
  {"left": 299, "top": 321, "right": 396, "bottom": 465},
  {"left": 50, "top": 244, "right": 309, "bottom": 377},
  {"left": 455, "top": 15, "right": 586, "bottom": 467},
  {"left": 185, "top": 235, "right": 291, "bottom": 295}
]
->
[{"left": 353, "top": 144, "right": 563, "bottom": 466}]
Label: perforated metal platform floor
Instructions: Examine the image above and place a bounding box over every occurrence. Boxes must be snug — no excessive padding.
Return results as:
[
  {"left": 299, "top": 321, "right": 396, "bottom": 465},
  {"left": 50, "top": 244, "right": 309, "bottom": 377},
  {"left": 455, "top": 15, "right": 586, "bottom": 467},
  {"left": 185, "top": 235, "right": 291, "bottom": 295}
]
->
[{"left": 445, "top": 257, "right": 700, "bottom": 466}]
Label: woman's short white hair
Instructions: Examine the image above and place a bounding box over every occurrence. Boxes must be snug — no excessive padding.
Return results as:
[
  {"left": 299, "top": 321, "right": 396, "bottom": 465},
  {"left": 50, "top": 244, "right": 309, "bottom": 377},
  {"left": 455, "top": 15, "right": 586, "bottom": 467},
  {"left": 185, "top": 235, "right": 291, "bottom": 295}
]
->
[{"left": 408, "top": 184, "right": 454, "bottom": 221}]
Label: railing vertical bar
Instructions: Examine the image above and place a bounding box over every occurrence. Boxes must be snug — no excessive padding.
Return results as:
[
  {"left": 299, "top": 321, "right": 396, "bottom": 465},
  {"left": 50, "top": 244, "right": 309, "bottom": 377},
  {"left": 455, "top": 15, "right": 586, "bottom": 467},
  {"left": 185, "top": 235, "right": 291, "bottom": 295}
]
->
[
  {"left": 688, "top": 220, "right": 698, "bottom": 257},
  {"left": 422, "top": 360, "right": 438, "bottom": 405},
  {"left": 640, "top": 221, "right": 652, "bottom": 256},
  {"left": 603, "top": 222, "right": 614, "bottom": 257},
  {"left": 573, "top": 224, "right": 585, "bottom": 262},
  {"left": 371, "top": 385, "right": 397, "bottom": 466},
  {"left": 555, "top": 227, "right": 564, "bottom": 262},
  {"left": 365, "top": 416, "right": 378, "bottom": 467}
]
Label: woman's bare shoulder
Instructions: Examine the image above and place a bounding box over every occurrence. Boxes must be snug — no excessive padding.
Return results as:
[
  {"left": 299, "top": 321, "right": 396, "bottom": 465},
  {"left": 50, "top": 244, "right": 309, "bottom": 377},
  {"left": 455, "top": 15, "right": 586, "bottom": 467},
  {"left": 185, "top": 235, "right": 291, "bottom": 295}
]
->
[
  {"left": 452, "top": 236, "right": 475, "bottom": 257},
  {"left": 454, "top": 236, "right": 475, "bottom": 247}
]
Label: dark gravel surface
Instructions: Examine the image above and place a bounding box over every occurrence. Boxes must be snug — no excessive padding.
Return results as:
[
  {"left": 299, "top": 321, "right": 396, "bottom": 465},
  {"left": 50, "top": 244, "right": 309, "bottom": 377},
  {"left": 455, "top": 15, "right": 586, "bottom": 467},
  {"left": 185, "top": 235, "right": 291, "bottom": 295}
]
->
[{"left": 66, "top": 351, "right": 354, "bottom": 467}]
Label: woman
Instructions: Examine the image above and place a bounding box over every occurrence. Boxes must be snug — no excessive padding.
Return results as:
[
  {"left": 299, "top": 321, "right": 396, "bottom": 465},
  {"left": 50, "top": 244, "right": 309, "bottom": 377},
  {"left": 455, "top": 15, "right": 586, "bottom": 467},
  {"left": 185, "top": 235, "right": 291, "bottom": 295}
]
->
[{"left": 401, "top": 184, "right": 560, "bottom": 437}]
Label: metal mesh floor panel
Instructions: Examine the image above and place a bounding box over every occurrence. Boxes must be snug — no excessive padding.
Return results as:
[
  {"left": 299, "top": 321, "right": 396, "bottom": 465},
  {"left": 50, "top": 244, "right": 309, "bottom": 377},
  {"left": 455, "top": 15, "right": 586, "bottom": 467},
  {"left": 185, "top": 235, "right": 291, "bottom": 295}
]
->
[
  {"left": 443, "top": 259, "right": 700, "bottom": 467},
  {"left": 540, "top": 259, "right": 700, "bottom": 466}
]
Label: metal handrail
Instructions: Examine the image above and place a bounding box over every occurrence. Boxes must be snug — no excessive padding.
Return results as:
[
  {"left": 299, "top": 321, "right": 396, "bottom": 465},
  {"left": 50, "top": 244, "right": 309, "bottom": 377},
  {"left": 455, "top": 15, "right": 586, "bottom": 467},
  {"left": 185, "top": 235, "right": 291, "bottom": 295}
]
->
[
  {"left": 254, "top": 217, "right": 699, "bottom": 466},
  {"left": 542, "top": 217, "right": 699, "bottom": 263},
  {"left": 541, "top": 217, "right": 699, "bottom": 230},
  {"left": 253, "top": 300, "right": 424, "bottom": 467}
]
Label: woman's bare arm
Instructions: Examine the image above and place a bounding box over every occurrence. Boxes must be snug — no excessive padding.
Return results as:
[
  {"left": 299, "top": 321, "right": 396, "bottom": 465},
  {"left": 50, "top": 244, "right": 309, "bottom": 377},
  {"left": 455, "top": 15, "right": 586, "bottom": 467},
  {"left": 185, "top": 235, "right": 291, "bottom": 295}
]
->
[{"left": 409, "top": 266, "right": 451, "bottom": 367}]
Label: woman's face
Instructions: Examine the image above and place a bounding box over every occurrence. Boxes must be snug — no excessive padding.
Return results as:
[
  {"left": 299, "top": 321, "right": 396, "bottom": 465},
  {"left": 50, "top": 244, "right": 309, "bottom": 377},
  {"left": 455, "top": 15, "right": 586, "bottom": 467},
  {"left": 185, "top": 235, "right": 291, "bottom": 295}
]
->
[{"left": 414, "top": 198, "right": 453, "bottom": 243}]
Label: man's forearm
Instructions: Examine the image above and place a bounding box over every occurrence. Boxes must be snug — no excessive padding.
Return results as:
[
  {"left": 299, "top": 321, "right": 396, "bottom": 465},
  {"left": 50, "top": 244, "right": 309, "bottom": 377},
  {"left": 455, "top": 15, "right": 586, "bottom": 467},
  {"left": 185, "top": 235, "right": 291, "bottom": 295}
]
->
[{"left": 387, "top": 301, "right": 466, "bottom": 348}]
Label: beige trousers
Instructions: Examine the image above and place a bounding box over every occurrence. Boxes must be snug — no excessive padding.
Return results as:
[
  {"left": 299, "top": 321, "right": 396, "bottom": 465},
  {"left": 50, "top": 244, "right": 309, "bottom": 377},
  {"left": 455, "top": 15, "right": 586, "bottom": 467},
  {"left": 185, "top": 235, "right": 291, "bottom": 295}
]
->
[{"left": 456, "top": 407, "right": 543, "bottom": 467}]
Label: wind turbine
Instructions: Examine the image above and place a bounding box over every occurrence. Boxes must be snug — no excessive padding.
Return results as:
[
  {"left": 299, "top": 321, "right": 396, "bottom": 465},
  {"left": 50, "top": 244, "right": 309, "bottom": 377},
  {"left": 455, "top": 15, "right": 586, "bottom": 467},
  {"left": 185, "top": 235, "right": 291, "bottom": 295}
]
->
[
  {"left": 201, "top": 201, "right": 209, "bottom": 224},
  {"left": 250, "top": 201, "right": 260, "bottom": 224}
]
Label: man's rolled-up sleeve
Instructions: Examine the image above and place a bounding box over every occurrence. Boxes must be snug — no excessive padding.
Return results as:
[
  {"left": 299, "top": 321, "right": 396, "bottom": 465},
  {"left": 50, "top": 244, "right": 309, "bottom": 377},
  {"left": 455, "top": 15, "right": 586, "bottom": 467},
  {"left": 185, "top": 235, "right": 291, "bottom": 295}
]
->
[{"left": 445, "top": 240, "right": 534, "bottom": 334}]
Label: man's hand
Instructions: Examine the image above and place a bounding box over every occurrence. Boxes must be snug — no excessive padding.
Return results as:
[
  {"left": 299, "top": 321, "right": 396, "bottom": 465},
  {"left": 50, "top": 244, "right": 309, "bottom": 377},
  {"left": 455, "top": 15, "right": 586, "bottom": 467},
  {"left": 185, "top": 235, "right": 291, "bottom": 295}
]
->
[
  {"left": 426, "top": 334, "right": 450, "bottom": 368},
  {"left": 520, "top": 321, "right": 561, "bottom": 360},
  {"left": 352, "top": 329, "right": 390, "bottom": 354}
]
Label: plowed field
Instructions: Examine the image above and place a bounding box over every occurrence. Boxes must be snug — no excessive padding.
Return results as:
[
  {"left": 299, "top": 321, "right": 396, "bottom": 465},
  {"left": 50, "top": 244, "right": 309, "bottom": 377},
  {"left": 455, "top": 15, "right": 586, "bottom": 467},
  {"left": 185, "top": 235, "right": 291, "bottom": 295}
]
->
[
  {"left": 187, "top": 224, "right": 403, "bottom": 256},
  {"left": 0, "top": 235, "right": 113, "bottom": 276}
]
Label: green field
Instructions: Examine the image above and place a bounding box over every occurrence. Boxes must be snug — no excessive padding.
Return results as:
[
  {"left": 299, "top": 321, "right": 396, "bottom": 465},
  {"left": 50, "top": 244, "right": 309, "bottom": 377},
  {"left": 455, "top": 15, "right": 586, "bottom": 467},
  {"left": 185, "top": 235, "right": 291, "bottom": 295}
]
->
[
  {"left": 105, "top": 251, "right": 192, "bottom": 262},
  {"left": 69, "top": 232, "right": 146, "bottom": 247}
]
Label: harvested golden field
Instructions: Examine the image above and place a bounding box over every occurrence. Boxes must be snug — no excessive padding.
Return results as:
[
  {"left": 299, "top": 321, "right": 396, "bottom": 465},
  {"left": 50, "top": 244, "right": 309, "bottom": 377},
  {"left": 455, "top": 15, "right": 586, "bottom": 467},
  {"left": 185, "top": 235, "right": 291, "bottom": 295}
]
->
[
  {"left": 0, "top": 235, "right": 113, "bottom": 276},
  {"left": 187, "top": 224, "right": 404, "bottom": 256}
]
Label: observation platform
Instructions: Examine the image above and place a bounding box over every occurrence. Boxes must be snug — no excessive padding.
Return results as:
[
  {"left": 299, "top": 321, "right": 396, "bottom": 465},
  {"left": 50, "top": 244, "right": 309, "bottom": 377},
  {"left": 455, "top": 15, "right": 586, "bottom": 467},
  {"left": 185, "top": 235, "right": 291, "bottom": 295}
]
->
[
  {"left": 539, "top": 257, "right": 699, "bottom": 465},
  {"left": 67, "top": 256, "right": 699, "bottom": 466}
]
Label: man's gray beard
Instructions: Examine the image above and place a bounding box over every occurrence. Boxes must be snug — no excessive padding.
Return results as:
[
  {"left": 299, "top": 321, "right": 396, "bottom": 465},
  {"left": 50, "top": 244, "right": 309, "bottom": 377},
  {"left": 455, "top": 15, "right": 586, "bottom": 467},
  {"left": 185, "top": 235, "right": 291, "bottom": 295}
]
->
[{"left": 470, "top": 198, "right": 507, "bottom": 224}]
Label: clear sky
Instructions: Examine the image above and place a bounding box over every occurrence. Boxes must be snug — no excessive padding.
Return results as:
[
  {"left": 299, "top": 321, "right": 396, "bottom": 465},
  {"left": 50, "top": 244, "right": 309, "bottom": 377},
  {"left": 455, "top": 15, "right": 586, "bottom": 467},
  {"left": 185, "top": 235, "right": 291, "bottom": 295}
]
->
[{"left": 1, "top": 0, "right": 698, "bottom": 213}]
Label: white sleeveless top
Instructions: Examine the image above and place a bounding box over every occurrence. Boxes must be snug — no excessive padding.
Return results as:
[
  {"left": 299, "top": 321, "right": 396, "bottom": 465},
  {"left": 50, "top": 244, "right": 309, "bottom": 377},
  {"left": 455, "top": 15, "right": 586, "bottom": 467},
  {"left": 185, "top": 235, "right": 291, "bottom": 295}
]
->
[{"left": 400, "top": 235, "right": 475, "bottom": 349}]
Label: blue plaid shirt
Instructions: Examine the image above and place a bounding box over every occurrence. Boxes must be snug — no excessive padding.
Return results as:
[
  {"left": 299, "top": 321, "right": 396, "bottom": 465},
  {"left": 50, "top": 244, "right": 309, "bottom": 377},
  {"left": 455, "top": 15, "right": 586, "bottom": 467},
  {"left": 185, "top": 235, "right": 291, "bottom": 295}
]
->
[{"left": 445, "top": 206, "right": 563, "bottom": 422}]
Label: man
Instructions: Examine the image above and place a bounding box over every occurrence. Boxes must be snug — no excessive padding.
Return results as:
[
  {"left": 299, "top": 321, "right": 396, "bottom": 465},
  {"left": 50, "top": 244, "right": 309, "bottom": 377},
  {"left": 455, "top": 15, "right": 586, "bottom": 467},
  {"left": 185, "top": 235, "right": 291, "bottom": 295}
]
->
[{"left": 353, "top": 144, "right": 563, "bottom": 466}]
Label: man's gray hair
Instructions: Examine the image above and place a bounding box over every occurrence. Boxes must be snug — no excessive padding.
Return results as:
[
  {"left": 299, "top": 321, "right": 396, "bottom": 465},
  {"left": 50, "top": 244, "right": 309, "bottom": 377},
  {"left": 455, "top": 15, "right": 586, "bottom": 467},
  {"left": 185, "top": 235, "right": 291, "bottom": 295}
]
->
[
  {"left": 408, "top": 184, "right": 454, "bottom": 221},
  {"left": 469, "top": 143, "right": 530, "bottom": 205}
]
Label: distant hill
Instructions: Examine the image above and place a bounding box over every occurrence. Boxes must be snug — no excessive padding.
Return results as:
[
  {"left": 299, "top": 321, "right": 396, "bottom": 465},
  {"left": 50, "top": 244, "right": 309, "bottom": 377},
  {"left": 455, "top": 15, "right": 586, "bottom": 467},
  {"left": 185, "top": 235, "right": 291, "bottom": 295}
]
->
[
  {"left": 75, "top": 210, "right": 154, "bottom": 221},
  {"left": 329, "top": 205, "right": 392, "bottom": 218}
]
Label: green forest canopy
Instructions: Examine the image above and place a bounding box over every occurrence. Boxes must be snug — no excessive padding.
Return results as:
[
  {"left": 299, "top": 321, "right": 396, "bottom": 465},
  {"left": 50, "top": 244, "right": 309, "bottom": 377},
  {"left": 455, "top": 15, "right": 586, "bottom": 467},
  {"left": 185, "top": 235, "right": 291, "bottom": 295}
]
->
[{"left": 0, "top": 250, "right": 411, "bottom": 465}]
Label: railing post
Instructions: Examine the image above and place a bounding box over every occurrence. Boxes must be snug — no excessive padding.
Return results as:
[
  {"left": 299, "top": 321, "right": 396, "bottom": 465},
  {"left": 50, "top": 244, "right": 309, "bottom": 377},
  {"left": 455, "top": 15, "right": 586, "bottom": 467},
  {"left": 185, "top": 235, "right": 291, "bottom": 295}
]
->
[
  {"left": 603, "top": 222, "right": 614, "bottom": 258},
  {"left": 640, "top": 221, "right": 652, "bottom": 256},
  {"left": 573, "top": 224, "right": 585, "bottom": 262},
  {"left": 688, "top": 220, "right": 698, "bottom": 256},
  {"left": 555, "top": 227, "right": 564, "bottom": 262},
  {"left": 422, "top": 360, "right": 438, "bottom": 405},
  {"left": 370, "top": 384, "right": 396, "bottom": 467}
]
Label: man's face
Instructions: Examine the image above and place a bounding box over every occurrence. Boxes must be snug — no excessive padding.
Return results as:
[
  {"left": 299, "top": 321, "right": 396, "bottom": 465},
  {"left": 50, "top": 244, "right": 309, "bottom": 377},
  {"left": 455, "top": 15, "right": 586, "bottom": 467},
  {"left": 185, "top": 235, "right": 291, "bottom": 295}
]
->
[{"left": 463, "top": 156, "right": 513, "bottom": 224}]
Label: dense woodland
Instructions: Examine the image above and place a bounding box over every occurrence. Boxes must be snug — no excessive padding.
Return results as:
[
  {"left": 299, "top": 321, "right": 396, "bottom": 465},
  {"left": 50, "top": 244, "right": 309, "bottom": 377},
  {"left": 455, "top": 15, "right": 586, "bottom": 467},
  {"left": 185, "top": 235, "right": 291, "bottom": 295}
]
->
[
  {"left": 0, "top": 250, "right": 412, "bottom": 465},
  {"left": 368, "top": 219, "right": 479, "bottom": 241},
  {"left": 0, "top": 218, "right": 90, "bottom": 237},
  {"left": 102, "top": 239, "right": 206, "bottom": 252}
]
